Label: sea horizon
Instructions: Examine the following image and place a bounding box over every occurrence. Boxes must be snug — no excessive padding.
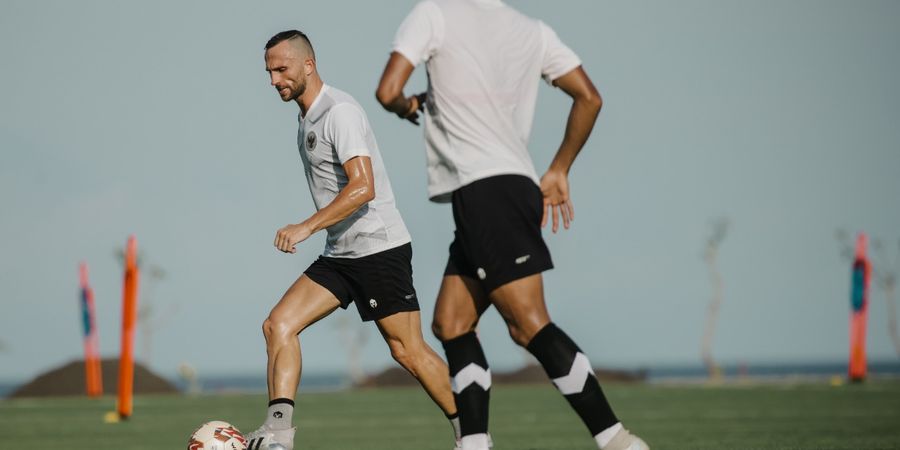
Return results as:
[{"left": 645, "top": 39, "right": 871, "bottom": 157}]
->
[{"left": 3, "top": 360, "right": 899, "bottom": 398}]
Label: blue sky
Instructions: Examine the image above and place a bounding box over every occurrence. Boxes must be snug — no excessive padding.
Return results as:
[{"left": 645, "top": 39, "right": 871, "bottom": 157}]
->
[{"left": 1, "top": 0, "right": 899, "bottom": 383}]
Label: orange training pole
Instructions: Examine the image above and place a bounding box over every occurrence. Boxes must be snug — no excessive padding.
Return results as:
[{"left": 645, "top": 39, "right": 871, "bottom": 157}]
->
[
  {"left": 117, "top": 236, "right": 140, "bottom": 418},
  {"left": 79, "top": 262, "right": 103, "bottom": 397}
]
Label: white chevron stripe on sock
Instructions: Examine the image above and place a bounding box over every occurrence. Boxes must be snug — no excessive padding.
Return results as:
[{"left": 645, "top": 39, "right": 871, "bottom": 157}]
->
[
  {"left": 551, "top": 352, "right": 594, "bottom": 395},
  {"left": 451, "top": 363, "right": 491, "bottom": 393}
]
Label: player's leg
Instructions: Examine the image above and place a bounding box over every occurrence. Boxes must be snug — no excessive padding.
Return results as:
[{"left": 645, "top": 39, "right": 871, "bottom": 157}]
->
[
  {"left": 376, "top": 310, "right": 455, "bottom": 413},
  {"left": 375, "top": 310, "right": 462, "bottom": 444},
  {"left": 432, "top": 274, "right": 491, "bottom": 342},
  {"left": 264, "top": 274, "right": 341, "bottom": 401},
  {"left": 445, "top": 175, "right": 646, "bottom": 448},
  {"left": 433, "top": 274, "right": 493, "bottom": 450},
  {"left": 345, "top": 242, "right": 466, "bottom": 447},
  {"left": 247, "top": 274, "right": 342, "bottom": 450},
  {"left": 490, "top": 274, "right": 647, "bottom": 450}
]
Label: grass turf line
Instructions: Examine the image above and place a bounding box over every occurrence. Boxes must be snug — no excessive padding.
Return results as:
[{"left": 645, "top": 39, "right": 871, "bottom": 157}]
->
[{"left": 1, "top": 382, "right": 899, "bottom": 449}]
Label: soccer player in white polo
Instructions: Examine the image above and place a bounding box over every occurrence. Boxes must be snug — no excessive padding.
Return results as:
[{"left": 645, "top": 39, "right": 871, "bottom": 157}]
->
[
  {"left": 376, "top": 2, "right": 650, "bottom": 450},
  {"left": 248, "top": 30, "right": 463, "bottom": 450}
]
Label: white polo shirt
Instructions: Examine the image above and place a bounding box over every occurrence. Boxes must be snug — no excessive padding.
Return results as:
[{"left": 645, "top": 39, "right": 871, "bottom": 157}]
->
[
  {"left": 298, "top": 84, "right": 411, "bottom": 258},
  {"left": 392, "top": 0, "right": 582, "bottom": 202}
]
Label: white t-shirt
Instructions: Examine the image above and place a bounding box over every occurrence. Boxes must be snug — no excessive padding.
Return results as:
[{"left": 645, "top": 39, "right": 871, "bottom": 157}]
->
[
  {"left": 297, "top": 84, "right": 411, "bottom": 258},
  {"left": 392, "top": 0, "right": 582, "bottom": 202}
]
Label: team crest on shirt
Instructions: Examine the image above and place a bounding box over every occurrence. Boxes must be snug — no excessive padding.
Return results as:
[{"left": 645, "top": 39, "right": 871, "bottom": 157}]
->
[{"left": 306, "top": 131, "right": 317, "bottom": 150}]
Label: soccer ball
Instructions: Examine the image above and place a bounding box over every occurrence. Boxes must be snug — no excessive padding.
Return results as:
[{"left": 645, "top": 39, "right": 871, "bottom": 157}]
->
[{"left": 188, "top": 420, "right": 248, "bottom": 450}]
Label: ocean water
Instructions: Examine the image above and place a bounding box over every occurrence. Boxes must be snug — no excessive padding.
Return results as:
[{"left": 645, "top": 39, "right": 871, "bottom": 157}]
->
[
  {"left": 3, "top": 361, "right": 899, "bottom": 398},
  {"left": 645, "top": 360, "right": 900, "bottom": 381},
  {"left": 0, "top": 383, "right": 16, "bottom": 398},
  {"left": 175, "top": 372, "right": 351, "bottom": 394}
]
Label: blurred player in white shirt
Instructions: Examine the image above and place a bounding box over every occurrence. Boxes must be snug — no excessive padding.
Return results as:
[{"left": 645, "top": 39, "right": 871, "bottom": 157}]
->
[{"left": 376, "top": 2, "right": 649, "bottom": 449}]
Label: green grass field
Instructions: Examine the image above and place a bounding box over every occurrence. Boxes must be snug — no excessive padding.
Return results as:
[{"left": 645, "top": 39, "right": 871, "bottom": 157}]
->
[{"left": 2, "top": 381, "right": 899, "bottom": 449}]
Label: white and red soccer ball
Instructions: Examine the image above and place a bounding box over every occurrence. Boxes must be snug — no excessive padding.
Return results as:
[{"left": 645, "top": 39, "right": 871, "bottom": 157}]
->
[{"left": 188, "top": 421, "right": 248, "bottom": 450}]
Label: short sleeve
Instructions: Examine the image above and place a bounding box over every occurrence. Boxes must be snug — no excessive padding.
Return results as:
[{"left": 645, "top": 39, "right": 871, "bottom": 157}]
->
[
  {"left": 392, "top": 0, "right": 445, "bottom": 66},
  {"left": 327, "top": 104, "right": 371, "bottom": 164},
  {"left": 539, "top": 21, "right": 582, "bottom": 85}
]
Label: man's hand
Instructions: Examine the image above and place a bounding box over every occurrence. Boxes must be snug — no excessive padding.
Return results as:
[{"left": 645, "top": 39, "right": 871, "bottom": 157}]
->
[
  {"left": 400, "top": 92, "right": 427, "bottom": 125},
  {"left": 274, "top": 223, "right": 313, "bottom": 254},
  {"left": 540, "top": 169, "right": 575, "bottom": 233},
  {"left": 376, "top": 52, "right": 426, "bottom": 125}
]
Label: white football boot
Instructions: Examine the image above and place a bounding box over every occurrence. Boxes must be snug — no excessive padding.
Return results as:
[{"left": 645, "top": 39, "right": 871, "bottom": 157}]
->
[
  {"left": 244, "top": 424, "right": 296, "bottom": 450},
  {"left": 602, "top": 428, "right": 649, "bottom": 450}
]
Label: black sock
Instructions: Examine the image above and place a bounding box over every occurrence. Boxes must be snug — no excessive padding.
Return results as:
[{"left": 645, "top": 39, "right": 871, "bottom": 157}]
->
[
  {"left": 442, "top": 332, "right": 490, "bottom": 437},
  {"left": 526, "top": 323, "right": 618, "bottom": 436}
]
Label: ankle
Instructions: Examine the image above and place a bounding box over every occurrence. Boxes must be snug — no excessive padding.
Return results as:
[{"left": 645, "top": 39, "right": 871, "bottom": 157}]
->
[{"left": 264, "top": 398, "right": 295, "bottom": 430}]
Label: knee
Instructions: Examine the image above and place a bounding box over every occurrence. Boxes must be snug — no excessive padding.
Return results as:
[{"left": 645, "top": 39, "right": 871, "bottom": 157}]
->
[
  {"left": 262, "top": 315, "right": 299, "bottom": 343},
  {"left": 431, "top": 320, "right": 456, "bottom": 342},
  {"left": 506, "top": 323, "right": 531, "bottom": 347},
  {"left": 432, "top": 316, "right": 475, "bottom": 342},
  {"left": 431, "top": 320, "right": 447, "bottom": 341},
  {"left": 262, "top": 317, "right": 274, "bottom": 340},
  {"left": 389, "top": 343, "right": 419, "bottom": 375},
  {"left": 506, "top": 319, "right": 548, "bottom": 348}
]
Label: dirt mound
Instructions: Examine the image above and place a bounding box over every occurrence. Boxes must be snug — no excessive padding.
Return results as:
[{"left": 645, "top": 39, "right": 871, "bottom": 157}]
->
[
  {"left": 8, "top": 359, "right": 180, "bottom": 398},
  {"left": 356, "top": 367, "right": 415, "bottom": 388},
  {"left": 356, "top": 364, "right": 646, "bottom": 388}
]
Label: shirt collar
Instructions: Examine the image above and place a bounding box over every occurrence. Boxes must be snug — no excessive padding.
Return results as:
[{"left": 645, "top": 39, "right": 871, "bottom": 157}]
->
[{"left": 300, "top": 84, "right": 329, "bottom": 122}]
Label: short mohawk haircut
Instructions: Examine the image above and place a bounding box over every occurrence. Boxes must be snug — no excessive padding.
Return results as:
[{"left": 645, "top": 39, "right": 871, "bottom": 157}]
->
[{"left": 265, "top": 30, "right": 315, "bottom": 58}]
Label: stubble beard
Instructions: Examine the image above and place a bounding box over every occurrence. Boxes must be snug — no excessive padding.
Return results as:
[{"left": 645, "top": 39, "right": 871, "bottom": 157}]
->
[{"left": 287, "top": 77, "right": 307, "bottom": 102}]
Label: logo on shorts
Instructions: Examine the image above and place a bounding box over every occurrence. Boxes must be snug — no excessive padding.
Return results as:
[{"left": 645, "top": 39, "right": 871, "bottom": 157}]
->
[
  {"left": 515, "top": 255, "right": 531, "bottom": 265},
  {"left": 369, "top": 299, "right": 378, "bottom": 309},
  {"left": 306, "top": 131, "right": 317, "bottom": 150},
  {"left": 477, "top": 268, "right": 487, "bottom": 280},
  {"left": 404, "top": 293, "right": 415, "bottom": 300}
]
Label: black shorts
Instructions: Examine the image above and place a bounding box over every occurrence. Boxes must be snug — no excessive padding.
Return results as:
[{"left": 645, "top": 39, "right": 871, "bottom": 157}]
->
[
  {"left": 444, "top": 174, "right": 554, "bottom": 294},
  {"left": 304, "top": 243, "right": 420, "bottom": 322}
]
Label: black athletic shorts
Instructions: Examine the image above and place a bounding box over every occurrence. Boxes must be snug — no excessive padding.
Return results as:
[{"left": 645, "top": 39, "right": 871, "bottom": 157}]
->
[
  {"left": 444, "top": 174, "right": 554, "bottom": 294},
  {"left": 304, "top": 243, "right": 420, "bottom": 322}
]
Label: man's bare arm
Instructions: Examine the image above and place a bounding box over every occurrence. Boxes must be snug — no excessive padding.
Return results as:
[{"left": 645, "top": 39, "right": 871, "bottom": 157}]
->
[
  {"left": 549, "top": 66, "right": 603, "bottom": 174},
  {"left": 274, "top": 156, "right": 376, "bottom": 253},
  {"left": 540, "top": 66, "right": 602, "bottom": 233},
  {"left": 375, "top": 52, "right": 424, "bottom": 125}
]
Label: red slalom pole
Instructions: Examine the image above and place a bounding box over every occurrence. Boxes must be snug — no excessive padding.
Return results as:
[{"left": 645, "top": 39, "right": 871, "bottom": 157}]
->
[
  {"left": 79, "top": 262, "right": 103, "bottom": 397},
  {"left": 849, "top": 233, "right": 870, "bottom": 382},
  {"left": 117, "top": 236, "right": 140, "bottom": 419}
]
